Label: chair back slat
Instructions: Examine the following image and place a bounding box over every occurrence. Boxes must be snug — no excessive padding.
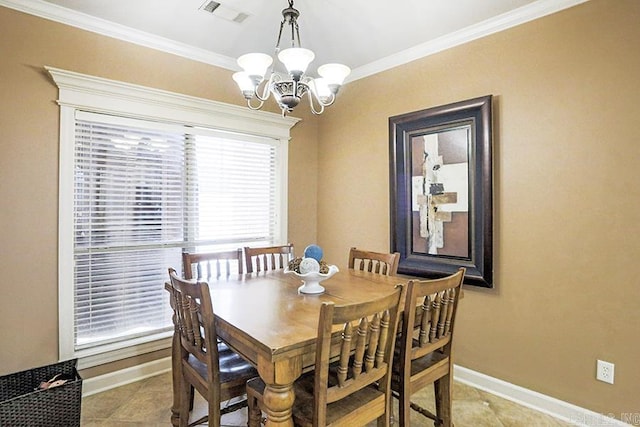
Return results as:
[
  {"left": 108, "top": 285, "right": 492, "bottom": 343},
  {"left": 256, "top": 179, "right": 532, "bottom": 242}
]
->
[
  {"left": 336, "top": 322, "right": 353, "bottom": 387},
  {"left": 244, "top": 244, "right": 294, "bottom": 274},
  {"left": 418, "top": 295, "right": 431, "bottom": 345},
  {"left": 375, "top": 310, "right": 390, "bottom": 368},
  {"left": 444, "top": 289, "right": 456, "bottom": 335},
  {"left": 429, "top": 292, "right": 442, "bottom": 343},
  {"left": 348, "top": 247, "right": 400, "bottom": 276},
  {"left": 437, "top": 289, "right": 452, "bottom": 337},
  {"left": 352, "top": 317, "right": 368, "bottom": 379},
  {"left": 364, "top": 313, "right": 381, "bottom": 373},
  {"left": 187, "top": 295, "right": 203, "bottom": 349}
]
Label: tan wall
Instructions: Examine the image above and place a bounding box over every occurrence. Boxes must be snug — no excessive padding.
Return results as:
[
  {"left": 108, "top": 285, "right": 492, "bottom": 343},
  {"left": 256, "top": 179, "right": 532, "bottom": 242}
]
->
[
  {"left": 317, "top": 0, "right": 640, "bottom": 418},
  {"left": 0, "top": 6, "right": 319, "bottom": 375},
  {"left": 1, "top": 0, "right": 638, "bottom": 419}
]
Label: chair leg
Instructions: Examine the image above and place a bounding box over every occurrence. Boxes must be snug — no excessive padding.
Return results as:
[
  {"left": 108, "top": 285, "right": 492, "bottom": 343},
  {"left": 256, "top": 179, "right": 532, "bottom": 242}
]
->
[
  {"left": 399, "top": 386, "right": 411, "bottom": 427},
  {"left": 434, "top": 375, "right": 453, "bottom": 427},
  {"left": 247, "top": 390, "right": 262, "bottom": 427},
  {"left": 376, "top": 409, "right": 391, "bottom": 427},
  {"left": 179, "top": 379, "right": 192, "bottom": 427},
  {"left": 389, "top": 398, "right": 397, "bottom": 426},
  {"left": 208, "top": 393, "right": 222, "bottom": 427},
  {"left": 189, "top": 385, "right": 195, "bottom": 411}
]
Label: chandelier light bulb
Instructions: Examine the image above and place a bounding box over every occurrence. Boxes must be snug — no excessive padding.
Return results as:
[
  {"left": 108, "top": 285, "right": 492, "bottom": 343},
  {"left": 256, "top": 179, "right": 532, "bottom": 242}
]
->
[{"left": 278, "top": 48, "right": 315, "bottom": 78}]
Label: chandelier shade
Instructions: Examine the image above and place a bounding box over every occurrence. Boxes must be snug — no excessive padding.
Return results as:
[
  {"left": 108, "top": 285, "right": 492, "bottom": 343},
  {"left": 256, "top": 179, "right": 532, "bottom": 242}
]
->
[
  {"left": 318, "top": 63, "right": 351, "bottom": 86},
  {"left": 232, "top": 72, "right": 255, "bottom": 97},
  {"left": 233, "top": 0, "right": 350, "bottom": 116},
  {"left": 311, "top": 78, "right": 331, "bottom": 101},
  {"left": 237, "top": 53, "right": 273, "bottom": 82},
  {"left": 278, "top": 48, "right": 315, "bottom": 77}
]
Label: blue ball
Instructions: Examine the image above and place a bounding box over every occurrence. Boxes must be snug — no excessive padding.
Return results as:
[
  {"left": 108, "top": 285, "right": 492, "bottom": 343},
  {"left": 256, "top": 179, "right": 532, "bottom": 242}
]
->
[{"left": 304, "top": 244, "right": 323, "bottom": 262}]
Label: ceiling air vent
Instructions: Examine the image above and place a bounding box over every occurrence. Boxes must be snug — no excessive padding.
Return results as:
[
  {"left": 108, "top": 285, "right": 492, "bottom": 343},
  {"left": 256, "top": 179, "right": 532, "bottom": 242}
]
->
[
  {"left": 233, "top": 13, "right": 249, "bottom": 24},
  {"left": 199, "top": 0, "right": 250, "bottom": 24},
  {"left": 202, "top": 1, "right": 220, "bottom": 13}
]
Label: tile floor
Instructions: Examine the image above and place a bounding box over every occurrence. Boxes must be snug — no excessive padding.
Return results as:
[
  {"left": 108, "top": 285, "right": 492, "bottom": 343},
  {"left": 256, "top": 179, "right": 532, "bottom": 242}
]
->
[{"left": 81, "top": 371, "right": 574, "bottom": 426}]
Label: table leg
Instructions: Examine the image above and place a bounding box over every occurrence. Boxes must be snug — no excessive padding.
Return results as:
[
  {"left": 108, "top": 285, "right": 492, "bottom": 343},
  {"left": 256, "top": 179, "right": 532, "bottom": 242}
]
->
[{"left": 257, "top": 354, "right": 303, "bottom": 427}]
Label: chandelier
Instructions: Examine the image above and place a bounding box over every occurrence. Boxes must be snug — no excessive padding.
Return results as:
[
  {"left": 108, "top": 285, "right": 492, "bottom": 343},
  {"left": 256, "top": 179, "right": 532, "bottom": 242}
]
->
[{"left": 232, "top": 0, "right": 351, "bottom": 116}]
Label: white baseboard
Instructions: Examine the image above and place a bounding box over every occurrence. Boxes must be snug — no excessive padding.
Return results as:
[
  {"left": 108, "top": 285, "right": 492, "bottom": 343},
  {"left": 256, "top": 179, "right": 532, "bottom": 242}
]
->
[
  {"left": 81, "top": 356, "right": 172, "bottom": 397},
  {"left": 80, "top": 359, "right": 631, "bottom": 427},
  {"left": 454, "top": 365, "right": 630, "bottom": 426}
]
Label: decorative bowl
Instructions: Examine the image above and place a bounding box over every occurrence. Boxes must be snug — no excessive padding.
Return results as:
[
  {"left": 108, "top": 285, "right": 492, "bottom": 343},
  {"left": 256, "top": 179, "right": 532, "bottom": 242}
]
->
[{"left": 285, "top": 265, "right": 339, "bottom": 294}]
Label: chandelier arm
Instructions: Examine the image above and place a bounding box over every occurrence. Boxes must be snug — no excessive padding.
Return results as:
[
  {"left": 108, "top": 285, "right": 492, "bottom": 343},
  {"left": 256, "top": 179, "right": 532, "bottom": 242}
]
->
[
  {"left": 247, "top": 98, "right": 265, "bottom": 110},
  {"left": 306, "top": 78, "right": 336, "bottom": 108},
  {"left": 307, "top": 90, "right": 326, "bottom": 115},
  {"left": 321, "top": 93, "right": 337, "bottom": 107},
  {"left": 254, "top": 74, "right": 275, "bottom": 102}
]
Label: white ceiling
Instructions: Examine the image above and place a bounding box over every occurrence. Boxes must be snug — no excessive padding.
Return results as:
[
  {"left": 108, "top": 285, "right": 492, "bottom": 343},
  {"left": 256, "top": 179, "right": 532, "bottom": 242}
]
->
[{"left": 4, "top": 0, "right": 586, "bottom": 81}]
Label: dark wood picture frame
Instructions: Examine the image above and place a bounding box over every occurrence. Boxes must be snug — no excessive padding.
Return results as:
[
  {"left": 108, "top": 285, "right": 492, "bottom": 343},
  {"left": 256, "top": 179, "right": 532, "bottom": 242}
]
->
[{"left": 389, "top": 95, "right": 493, "bottom": 288}]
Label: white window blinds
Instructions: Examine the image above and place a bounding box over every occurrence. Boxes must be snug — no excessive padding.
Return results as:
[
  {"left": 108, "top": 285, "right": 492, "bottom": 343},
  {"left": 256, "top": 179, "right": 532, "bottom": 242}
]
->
[{"left": 73, "top": 111, "right": 281, "bottom": 350}]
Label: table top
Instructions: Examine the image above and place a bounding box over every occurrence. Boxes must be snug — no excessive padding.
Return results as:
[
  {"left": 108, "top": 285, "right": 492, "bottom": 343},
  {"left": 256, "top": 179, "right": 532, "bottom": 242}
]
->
[{"left": 207, "top": 269, "right": 407, "bottom": 368}]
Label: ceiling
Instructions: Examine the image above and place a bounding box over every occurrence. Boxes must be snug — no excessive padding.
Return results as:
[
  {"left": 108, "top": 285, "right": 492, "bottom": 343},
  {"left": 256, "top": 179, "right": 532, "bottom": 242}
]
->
[{"left": 5, "top": 0, "right": 586, "bottom": 81}]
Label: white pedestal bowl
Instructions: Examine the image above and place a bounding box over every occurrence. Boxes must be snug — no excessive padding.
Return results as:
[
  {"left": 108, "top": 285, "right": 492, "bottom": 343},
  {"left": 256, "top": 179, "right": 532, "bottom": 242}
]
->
[{"left": 285, "top": 265, "right": 339, "bottom": 294}]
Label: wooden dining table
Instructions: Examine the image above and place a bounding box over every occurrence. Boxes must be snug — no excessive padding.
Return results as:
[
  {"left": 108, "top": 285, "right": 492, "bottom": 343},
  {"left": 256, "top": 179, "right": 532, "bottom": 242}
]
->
[{"left": 168, "top": 268, "right": 409, "bottom": 427}]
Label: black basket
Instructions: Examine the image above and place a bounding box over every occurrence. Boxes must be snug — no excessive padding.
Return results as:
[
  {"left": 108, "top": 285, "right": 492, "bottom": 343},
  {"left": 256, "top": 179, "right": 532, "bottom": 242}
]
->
[{"left": 0, "top": 359, "right": 82, "bottom": 427}]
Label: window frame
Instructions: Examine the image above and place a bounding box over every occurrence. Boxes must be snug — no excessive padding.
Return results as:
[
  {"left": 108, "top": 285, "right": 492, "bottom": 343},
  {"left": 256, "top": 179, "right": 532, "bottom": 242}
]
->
[{"left": 48, "top": 66, "right": 299, "bottom": 368}]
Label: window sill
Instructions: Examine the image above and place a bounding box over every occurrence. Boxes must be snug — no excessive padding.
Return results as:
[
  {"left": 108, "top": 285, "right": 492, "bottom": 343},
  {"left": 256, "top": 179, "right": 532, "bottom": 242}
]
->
[{"left": 74, "top": 332, "right": 173, "bottom": 370}]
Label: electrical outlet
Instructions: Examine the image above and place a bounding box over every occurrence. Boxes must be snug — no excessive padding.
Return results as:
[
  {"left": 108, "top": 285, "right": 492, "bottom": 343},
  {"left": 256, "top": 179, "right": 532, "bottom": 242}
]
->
[{"left": 596, "top": 360, "right": 615, "bottom": 384}]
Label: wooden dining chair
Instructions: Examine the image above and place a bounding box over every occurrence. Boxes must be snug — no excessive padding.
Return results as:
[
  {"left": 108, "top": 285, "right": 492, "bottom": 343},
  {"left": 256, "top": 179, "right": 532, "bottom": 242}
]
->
[
  {"left": 246, "top": 285, "right": 404, "bottom": 427},
  {"left": 167, "top": 268, "right": 258, "bottom": 427},
  {"left": 244, "top": 243, "right": 294, "bottom": 274},
  {"left": 348, "top": 247, "right": 400, "bottom": 276},
  {"left": 392, "top": 268, "right": 465, "bottom": 427},
  {"left": 182, "top": 249, "right": 244, "bottom": 280}
]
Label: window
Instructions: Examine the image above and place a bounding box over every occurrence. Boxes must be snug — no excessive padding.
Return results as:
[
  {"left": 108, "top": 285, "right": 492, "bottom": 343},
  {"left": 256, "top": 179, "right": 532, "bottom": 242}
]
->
[{"left": 49, "top": 67, "right": 298, "bottom": 367}]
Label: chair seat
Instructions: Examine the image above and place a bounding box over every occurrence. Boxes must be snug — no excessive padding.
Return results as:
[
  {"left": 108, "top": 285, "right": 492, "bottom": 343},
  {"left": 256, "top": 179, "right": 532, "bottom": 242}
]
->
[
  {"left": 186, "top": 345, "right": 257, "bottom": 386},
  {"left": 391, "top": 349, "right": 448, "bottom": 390},
  {"left": 409, "top": 351, "right": 448, "bottom": 377},
  {"left": 392, "top": 339, "right": 448, "bottom": 374}
]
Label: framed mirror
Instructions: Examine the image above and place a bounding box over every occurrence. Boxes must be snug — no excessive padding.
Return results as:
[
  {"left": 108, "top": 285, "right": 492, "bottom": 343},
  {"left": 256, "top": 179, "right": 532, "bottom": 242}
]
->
[{"left": 389, "top": 95, "right": 493, "bottom": 288}]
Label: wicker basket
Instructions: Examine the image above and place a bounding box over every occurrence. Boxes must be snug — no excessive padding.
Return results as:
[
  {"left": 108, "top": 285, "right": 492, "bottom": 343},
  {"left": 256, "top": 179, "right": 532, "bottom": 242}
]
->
[{"left": 0, "top": 359, "right": 82, "bottom": 427}]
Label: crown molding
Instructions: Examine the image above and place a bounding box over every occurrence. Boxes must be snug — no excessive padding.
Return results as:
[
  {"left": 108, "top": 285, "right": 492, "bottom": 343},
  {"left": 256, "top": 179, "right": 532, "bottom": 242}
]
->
[
  {"left": 0, "top": 0, "right": 238, "bottom": 70},
  {"left": 2, "top": 0, "right": 589, "bottom": 82},
  {"left": 347, "top": 0, "right": 590, "bottom": 82}
]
